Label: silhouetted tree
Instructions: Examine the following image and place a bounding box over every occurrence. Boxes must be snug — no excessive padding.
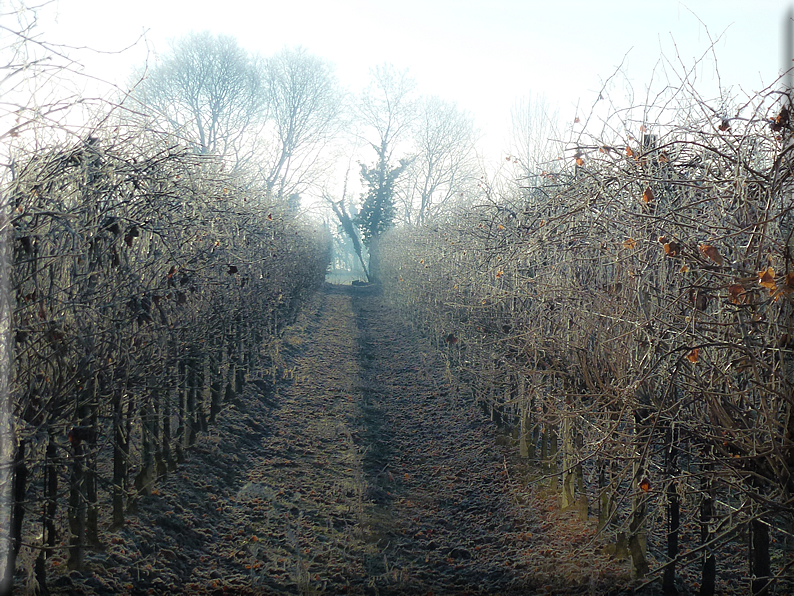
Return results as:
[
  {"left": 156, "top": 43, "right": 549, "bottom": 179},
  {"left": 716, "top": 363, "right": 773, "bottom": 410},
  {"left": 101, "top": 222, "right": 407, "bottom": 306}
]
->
[
  {"left": 354, "top": 64, "right": 415, "bottom": 282},
  {"left": 398, "top": 95, "right": 479, "bottom": 225},
  {"left": 261, "top": 46, "right": 344, "bottom": 199},
  {"left": 355, "top": 154, "right": 409, "bottom": 281},
  {"left": 130, "top": 32, "right": 266, "bottom": 167}
]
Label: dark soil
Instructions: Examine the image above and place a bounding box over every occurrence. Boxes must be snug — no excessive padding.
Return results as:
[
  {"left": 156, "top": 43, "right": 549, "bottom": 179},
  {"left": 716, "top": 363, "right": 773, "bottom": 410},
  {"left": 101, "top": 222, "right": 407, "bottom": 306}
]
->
[{"left": 48, "top": 284, "right": 634, "bottom": 595}]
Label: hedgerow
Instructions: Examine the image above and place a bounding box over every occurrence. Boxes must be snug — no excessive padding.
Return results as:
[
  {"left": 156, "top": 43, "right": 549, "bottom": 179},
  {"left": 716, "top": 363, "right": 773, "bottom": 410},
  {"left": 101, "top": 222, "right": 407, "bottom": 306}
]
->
[
  {"left": 381, "top": 83, "right": 794, "bottom": 593},
  {"left": 4, "top": 126, "right": 329, "bottom": 591}
]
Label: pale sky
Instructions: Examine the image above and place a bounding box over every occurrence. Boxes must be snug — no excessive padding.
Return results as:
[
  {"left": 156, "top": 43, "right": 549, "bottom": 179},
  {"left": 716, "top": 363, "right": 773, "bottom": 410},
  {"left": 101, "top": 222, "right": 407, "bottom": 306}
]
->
[{"left": 35, "top": 0, "right": 788, "bottom": 163}]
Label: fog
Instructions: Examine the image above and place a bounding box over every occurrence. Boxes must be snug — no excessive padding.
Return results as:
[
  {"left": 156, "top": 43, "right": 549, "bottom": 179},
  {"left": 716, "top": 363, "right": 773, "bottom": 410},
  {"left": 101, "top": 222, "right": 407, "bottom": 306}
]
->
[{"left": 2, "top": 2, "right": 794, "bottom": 594}]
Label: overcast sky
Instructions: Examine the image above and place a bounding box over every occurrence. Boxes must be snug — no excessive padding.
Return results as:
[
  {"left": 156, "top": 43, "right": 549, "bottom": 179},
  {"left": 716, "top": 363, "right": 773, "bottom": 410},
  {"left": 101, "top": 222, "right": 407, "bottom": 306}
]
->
[{"left": 36, "top": 0, "right": 789, "bottom": 161}]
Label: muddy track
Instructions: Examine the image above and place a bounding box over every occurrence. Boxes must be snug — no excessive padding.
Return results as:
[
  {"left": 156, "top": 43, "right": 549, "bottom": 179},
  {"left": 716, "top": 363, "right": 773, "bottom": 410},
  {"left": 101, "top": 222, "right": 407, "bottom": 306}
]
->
[{"left": 53, "top": 284, "right": 623, "bottom": 595}]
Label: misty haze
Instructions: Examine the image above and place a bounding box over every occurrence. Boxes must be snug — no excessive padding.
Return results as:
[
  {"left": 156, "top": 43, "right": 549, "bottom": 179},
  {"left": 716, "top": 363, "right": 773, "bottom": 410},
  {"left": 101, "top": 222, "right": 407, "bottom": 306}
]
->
[{"left": 0, "top": 2, "right": 792, "bottom": 595}]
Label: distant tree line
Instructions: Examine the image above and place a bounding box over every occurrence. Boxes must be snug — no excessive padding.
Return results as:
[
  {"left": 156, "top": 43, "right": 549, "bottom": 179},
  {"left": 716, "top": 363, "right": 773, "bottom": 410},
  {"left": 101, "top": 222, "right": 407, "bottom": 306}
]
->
[{"left": 129, "top": 33, "right": 482, "bottom": 284}]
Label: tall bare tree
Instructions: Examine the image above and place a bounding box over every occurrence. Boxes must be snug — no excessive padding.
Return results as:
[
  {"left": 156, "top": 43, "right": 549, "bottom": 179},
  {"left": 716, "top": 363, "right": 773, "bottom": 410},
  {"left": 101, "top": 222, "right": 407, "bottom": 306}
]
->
[
  {"left": 353, "top": 64, "right": 416, "bottom": 282},
  {"left": 261, "top": 46, "right": 344, "bottom": 201},
  {"left": 509, "top": 92, "right": 562, "bottom": 179},
  {"left": 130, "top": 32, "right": 266, "bottom": 168},
  {"left": 398, "top": 96, "right": 479, "bottom": 225}
]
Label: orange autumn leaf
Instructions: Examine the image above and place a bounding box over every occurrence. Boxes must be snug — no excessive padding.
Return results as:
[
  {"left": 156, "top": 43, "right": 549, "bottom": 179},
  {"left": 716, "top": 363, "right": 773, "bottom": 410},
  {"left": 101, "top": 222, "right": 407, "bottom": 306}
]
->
[
  {"left": 769, "top": 271, "right": 794, "bottom": 301},
  {"left": 687, "top": 348, "right": 699, "bottom": 363},
  {"left": 727, "top": 283, "right": 747, "bottom": 305},
  {"left": 622, "top": 237, "right": 637, "bottom": 249},
  {"left": 699, "top": 244, "right": 724, "bottom": 266},
  {"left": 680, "top": 264, "right": 690, "bottom": 273},
  {"left": 663, "top": 241, "right": 681, "bottom": 257},
  {"left": 626, "top": 146, "right": 634, "bottom": 157},
  {"left": 642, "top": 187, "right": 654, "bottom": 203},
  {"left": 575, "top": 157, "right": 584, "bottom": 166},
  {"left": 772, "top": 106, "right": 789, "bottom": 132},
  {"left": 758, "top": 267, "right": 776, "bottom": 292}
]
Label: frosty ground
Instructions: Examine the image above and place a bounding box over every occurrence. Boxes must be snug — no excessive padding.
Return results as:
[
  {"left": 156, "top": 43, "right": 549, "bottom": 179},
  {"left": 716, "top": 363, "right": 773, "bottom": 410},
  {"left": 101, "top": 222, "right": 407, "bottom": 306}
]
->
[{"left": 50, "top": 283, "right": 633, "bottom": 595}]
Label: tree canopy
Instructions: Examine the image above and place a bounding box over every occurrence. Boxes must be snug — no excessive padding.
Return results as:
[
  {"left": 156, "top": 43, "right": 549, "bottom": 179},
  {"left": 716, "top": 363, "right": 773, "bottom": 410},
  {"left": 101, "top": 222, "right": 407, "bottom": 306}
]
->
[{"left": 131, "top": 32, "right": 266, "bottom": 167}]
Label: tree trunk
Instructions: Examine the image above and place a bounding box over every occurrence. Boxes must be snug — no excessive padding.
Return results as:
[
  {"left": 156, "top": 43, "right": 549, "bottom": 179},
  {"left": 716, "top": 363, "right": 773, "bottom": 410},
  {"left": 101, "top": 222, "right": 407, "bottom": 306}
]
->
[
  {"left": 193, "top": 348, "right": 208, "bottom": 434},
  {"left": 750, "top": 509, "right": 771, "bottom": 596},
  {"left": 561, "top": 412, "right": 575, "bottom": 509},
  {"left": 597, "top": 460, "right": 610, "bottom": 531},
  {"left": 327, "top": 198, "right": 369, "bottom": 281},
  {"left": 153, "top": 383, "right": 167, "bottom": 480},
  {"left": 163, "top": 382, "right": 175, "bottom": 472},
  {"left": 163, "top": 339, "right": 177, "bottom": 472},
  {"left": 85, "top": 400, "right": 100, "bottom": 549},
  {"left": 67, "top": 433, "right": 86, "bottom": 570},
  {"left": 234, "top": 321, "right": 246, "bottom": 397},
  {"left": 549, "top": 423, "right": 558, "bottom": 492},
  {"left": 176, "top": 358, "right": 187, "bottom": 461},
  {"left": 663, "top": 422, "right": 680, "bottom": 595},
  {"left": 1, "top": 439, "right": 27, "bottom": 595},
  {"left": 209, "top": 330, "right": 224, "bottom": 423},
  {"left": 111, "top": 389, "right": 126, "bottom": 530},
  {"left": 225, "top": 321, "right": 238, "bottom": 404},
  {"left": 699, "top": 460, "right": 716, "bottom": 596},
  {"left": 519, "top": 376, "right": 529, "bottom": 458},
  {"left": 628, "top": 411, "right": 649, "bottom": 579},
  {"left": 134, "top": 388, "right": 156, "bottom": 496},
  {"left": 574, "top": 428, "right": 587, "bottom": 520},
  {"left": 184, "top": 351, "right": 196, "bottom": 446},
  {"left": 45, "top": 434, "right": 58, "bottom": 550},
  {"left": 368, "top": 234, "right": 382, "bottom": 284},
  {"left": 530, "top": 405, "right": 539, "bottom": 463}
]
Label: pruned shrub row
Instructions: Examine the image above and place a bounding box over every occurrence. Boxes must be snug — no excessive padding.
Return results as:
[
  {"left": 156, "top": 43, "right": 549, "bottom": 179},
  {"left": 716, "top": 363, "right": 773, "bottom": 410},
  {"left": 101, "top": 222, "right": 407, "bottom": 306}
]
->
[
  {"left": 4, "top": 128, "right": 329, "bottom": 589},
  {"left": 381, "top": 88, "right": 794, "bottom": 593}
]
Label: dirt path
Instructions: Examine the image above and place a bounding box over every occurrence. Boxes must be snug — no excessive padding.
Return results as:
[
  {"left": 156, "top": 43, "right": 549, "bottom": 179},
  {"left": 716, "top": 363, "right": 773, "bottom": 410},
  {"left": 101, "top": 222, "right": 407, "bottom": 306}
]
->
[{"left": 54, "top": 284, "right": 625, "bottom": 595}]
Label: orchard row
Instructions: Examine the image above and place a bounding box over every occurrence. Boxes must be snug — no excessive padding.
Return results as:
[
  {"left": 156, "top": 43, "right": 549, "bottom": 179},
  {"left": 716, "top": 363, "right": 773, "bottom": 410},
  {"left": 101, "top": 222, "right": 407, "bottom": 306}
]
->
[
  {"left": 382, "top": 89, "right": 794, "bottom": 594},
  {"left": 3, "top": 128, "right": 329, "bottom": 591}
]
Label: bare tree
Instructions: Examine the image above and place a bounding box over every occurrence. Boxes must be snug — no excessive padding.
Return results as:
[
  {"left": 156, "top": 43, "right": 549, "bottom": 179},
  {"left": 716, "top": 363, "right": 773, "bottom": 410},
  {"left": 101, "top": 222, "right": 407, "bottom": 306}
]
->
[
  {"left": 358, "top": 63, "right": 416, "bottom": 162},
  {"left": 260, "top": 46, "right": 344, "bottom": 201},
  {"left": 508, "top": 92, "right": 562, "bottom": 179},
  {"left": 1, "top": 4, "right": 95, "bottom": 592},
  {"left": 398, "top": 96, "right": 479, "bottom": 225},
  {"left": 352, "top": 64, "right": 416, "bottom": 282},
  {"left": 130, "top": 32, "right": 266, "bottom": 168}
]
